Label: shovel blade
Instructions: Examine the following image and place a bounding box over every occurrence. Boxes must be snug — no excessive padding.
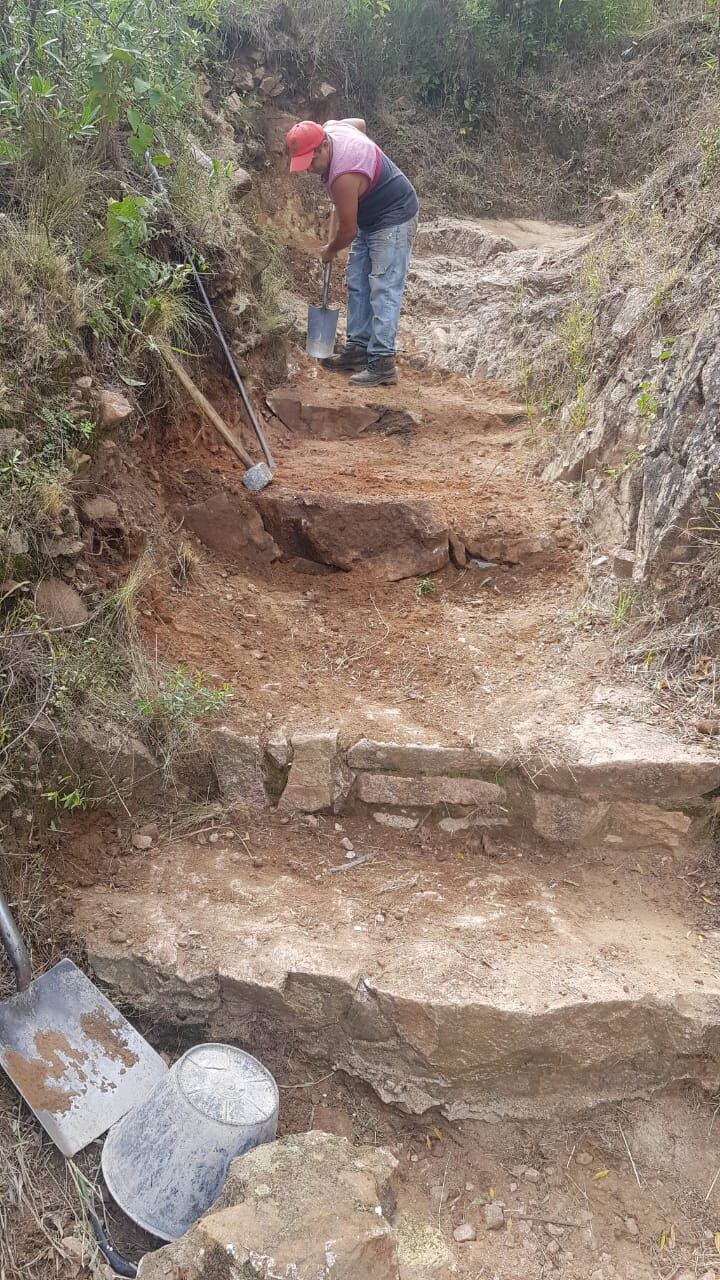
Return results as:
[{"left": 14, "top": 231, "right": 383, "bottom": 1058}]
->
[
  {"left": 306, "top": 304, "right": 339, "bottom": 359},
  {"left": 0, "top": 958, "right": 167, "bottom": 1156}
]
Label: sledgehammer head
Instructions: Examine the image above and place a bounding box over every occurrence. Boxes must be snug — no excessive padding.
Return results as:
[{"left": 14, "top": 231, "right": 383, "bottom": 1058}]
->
[{"left": 242, "top": 462, "right": 274, "bottom": 493}]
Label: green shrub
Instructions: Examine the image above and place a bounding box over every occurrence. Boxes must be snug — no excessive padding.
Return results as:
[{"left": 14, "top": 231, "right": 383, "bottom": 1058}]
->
[
  {"left": 219, "top": 0, "right": 657, "bottom": 111},
  {"left": 0, "top": 0, "right": 218, "bottom": 169}
]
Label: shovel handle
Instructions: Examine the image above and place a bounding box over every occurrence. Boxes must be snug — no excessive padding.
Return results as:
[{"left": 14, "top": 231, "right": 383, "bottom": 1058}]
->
[
  {"left": 0, "top": 890, "right": 31, "bottom": 993},
  {"left": 321, "top": 261, "right": 332, "bottom": 308}
]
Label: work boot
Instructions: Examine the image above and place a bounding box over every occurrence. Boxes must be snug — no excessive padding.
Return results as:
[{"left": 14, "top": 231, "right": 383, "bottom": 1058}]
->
[
  {"left": 349, "top": 356, "right": 398, "bottom": 387},
  {"left": 321, "top": 344, "right": 368, "bottom": 372}
]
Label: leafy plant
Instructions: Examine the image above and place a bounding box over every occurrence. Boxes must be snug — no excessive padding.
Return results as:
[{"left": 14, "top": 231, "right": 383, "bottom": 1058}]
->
[
  {"left": 415, "top": 577, "right": 437, "bottom": 598},
  {"left": 0, "top": 0, "right": 219, "bottom": 169},
  {"left": 606, "top": 446, "right": 645, "bottom": 478},
  {"left": 42, "top": 775, "right": 91, "bottom": 811},
  {"left": 636, "top": 379, "right": 658, "bottom": 421},
  {"left": 137, "top": 667, "right": 232, "bottom": 725}
]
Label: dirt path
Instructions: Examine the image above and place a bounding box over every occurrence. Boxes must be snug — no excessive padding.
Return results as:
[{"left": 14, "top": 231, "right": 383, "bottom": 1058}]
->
[
  {"left": 141, "top": 358, "right": 663, "bottom": 748},
  {"left": 40, "top": 211, "right": 720, "bottom": 1280}
]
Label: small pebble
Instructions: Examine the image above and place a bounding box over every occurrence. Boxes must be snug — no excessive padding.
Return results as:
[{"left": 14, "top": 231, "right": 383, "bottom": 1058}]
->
[
  {"left": 132, "top": 833, "right": 152, "bottom": 850},
  {"left": 547, "top": 1224, "right": 564, "bottom": 1237},
  {"left": 345, "top": 849, "right": 356, "bottom": 860},
  {"left": 197, "top": 834, "right": 207, "bottom": 845},
  {"left": 524, "top": 1167, "right": 541, "bottom": 1182},
  {"left": 546, "top": 1240, "right": 560, "bottom": 1256},
  {"left": 209, "top": 832, "right": 220, "bottom": 844},
  {"left": 251, "top": 857, "right": 265, "bottom": 869},
  {"left": 340, "top": 837, "right": 354, "bottom": 851},
  {"left": 575, "top": 1152, "right": 592, "bottom": 1166},
  {"left": 509, "top": 1181, "right": 518, "bottom": 1192},
  {"left": 453, "top": 1223, "right": 477, "bottom": 1243},
  {"left": 624, "top": 1217, "right": 639, "bottom": 1237}
]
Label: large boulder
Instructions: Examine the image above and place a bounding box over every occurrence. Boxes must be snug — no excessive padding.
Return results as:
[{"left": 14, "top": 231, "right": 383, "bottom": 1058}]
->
[
  {"left": 256, "top": 491, "right": 449, "bottom": 580},
  {"left": 182, "top": 491, "right": 280, "bottom": 565},
  {"left": 137, "top": 1132, "right": 406, "bottom": 1280}
]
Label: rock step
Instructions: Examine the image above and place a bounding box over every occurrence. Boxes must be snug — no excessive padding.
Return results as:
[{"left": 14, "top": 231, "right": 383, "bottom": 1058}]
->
[
  {"left": 73, "top": 827, "right": 720, "bottom": 1122},
  {"left": 256, "top": 489, "right": 450, "bottom": 580},
  {"left": 208, "top": 718, "right": 720, "bottom": 852},
  {"left": 267, "top": 387, "right": 523, "bottom": 442}
]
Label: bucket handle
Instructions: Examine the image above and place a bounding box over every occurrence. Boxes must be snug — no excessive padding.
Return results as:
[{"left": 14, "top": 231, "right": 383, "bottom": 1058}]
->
[
  {"left": 321, "top": 261, "right": 332, "bottom": 308},
  {"left": 0, "top": 890, "right": 31, "bottom": 993}
]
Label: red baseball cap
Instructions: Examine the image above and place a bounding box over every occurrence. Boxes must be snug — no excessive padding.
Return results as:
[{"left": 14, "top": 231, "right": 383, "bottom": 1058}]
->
[{"left": 286, "top": 120, "right": 325, "bottom": 172}]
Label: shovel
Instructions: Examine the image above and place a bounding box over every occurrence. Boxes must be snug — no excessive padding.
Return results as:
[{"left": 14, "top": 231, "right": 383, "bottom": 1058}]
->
[
  {"left": 0, "top": 890, "right": 167, "bottom": 1157},
  {"left": 306, "top": 262, "right": 339, "bottom": 359}
]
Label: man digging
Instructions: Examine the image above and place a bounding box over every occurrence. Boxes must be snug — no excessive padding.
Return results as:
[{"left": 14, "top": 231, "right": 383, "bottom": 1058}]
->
[{"left": 286, "top": 116, "right": 419, "bottom": 387}]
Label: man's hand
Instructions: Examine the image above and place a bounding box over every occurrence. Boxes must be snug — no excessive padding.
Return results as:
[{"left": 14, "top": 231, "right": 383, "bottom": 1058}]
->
[{"left": 320, "top": 243, "right": 337, "bottom": 263}]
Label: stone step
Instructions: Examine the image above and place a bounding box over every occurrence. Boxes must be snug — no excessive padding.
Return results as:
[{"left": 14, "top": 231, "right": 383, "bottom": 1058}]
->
[
  {"left": 267, "top": 387, "right": 524, "bottom": 441},
  {"left": 70, "top": 821, "right": 720, "bottom": 1122},
  {"left": 255, "top": 488, "right": 450, "bottom": 580},
  {"left": 207, "top": 716, "right": 720, "bottom": 853}
]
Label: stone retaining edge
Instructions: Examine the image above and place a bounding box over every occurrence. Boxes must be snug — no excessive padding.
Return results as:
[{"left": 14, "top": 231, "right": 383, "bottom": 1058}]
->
[{"left": 208, "top": 725, "right": 720, "bottom": 853}]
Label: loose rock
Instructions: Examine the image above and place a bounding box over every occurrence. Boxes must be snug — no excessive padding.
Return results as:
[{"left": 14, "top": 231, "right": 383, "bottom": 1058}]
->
[
  {"left": 97, "top": 389, "right": 133, "bottom": 428},
  {"left": 453, "top": 1223, "right": 477, "bottom": 1243},
  {"left": 484, "top": 1202, "right": 505, "bottom": 1231},
  {"left": 34, "top": 578, "right": 89, "bottom": 626},
  {"left": 137, "top": 1132, "right": 399, "bottom": 1280}
]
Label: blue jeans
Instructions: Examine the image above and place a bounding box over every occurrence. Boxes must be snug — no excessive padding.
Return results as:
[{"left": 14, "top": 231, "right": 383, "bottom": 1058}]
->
[{"left": 345, "top": 215, "right": 418, "bottom": 359}]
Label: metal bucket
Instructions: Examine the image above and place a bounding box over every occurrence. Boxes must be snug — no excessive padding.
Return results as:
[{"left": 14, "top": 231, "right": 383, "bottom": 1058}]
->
[
  {"left": 101, "top": 1043, "right": 279, "bottom": 1241},
  {"left": 306, "top": 262, "right": 339, "bottom": 359}
]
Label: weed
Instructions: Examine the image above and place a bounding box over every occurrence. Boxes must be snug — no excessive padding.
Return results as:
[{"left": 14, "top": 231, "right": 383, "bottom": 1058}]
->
[
  {"left": 136, "top": 665, "right": 232, "bottom": 775},
  {"left": 691, "top": 492, "right": 720, "bottom": 541},
  {"left": 416, "top": 577, "right": 437, "bottom": 598},
  {"left": 42, "top": 775, "right": 91, "bottom": 812},
  {"left": 558, "top": 303, "right": 594, "bottom": 377},
  {"left": 567, "top": 383, "right": 590, "bottom": 433},
  {"left": 582, "top": 250, "right": 610, "bottom": 300},
  {"left": 606, "top": 446, "right": 645, "bottom": 478},
  {"left": 636, "top": 379, "right": 659, "bottom": 421},
  {"left": 173, "top": 540, "right": 199, "bottom": 586},
  {"left": 137, "top": 667, "right": 232, "bottom": 725},
  {"left": 700, "top": 122, "right": 720, "bottom": 183},
  {"left": 613, "top": 590, "right": 636, "bottom": 625}
]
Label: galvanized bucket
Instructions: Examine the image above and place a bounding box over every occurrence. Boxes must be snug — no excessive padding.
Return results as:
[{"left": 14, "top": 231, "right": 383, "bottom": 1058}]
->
[
  {"left": 306, "top": 262, "right": 339, "bottom": 359},
  {"left": 101, "top": 1042, "right": 279, "bottom": 1241}
]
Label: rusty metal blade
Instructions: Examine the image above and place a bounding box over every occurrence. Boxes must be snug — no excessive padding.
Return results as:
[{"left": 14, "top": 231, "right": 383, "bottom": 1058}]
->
[{"left": 0, "top": 958, "right": 167, "bottom": 1156}]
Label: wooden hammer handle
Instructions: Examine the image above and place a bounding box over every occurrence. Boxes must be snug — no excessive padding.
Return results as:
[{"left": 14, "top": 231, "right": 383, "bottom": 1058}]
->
[{"left": 160, "top": 344, "right": 255, "bottom": 470}]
